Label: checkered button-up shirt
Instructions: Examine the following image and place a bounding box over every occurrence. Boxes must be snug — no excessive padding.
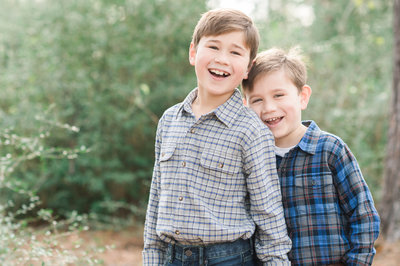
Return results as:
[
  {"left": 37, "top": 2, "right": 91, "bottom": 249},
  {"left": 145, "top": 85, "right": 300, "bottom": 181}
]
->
[
  {"left": 143, "top": 88, "right": 291, "bottom": 265},
  {"left": 277, "top": 121, "right": 380, "bottom": 265}
]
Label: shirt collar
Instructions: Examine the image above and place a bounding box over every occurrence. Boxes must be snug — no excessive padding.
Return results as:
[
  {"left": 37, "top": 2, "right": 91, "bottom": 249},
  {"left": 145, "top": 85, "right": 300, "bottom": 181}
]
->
[
  {"left": 180, "top": 88, "right": 198, "bottom": 116},
  {"left": 177, "top": 88, "right": 243, "bottom": 128},
  {"left": 297, "top": 120, "right": 321, "bottom": 155},
  {"left": 214, "top": 89, "right": 243, "bottom": 127}
]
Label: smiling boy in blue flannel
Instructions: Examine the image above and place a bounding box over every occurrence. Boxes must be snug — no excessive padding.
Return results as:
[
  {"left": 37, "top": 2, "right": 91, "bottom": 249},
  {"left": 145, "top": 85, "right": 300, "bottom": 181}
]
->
[
  {"left": 242, "top": 47, "right": 380, "bottom": 265},
  {"left": 142, "top": 9, "right": 292, "bottom": 266}
]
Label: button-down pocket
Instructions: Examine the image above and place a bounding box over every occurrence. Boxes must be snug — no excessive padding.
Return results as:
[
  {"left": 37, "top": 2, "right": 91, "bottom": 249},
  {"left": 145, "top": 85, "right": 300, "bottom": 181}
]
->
[
  {"left": 197, "top": 149, "right": 243, "bottom": 202},
  {"left": 294, "top": 172, "right": 337, "bottom": 215},
  {"left": 159, "top": 143, "right": 177, "bottom": 189}
]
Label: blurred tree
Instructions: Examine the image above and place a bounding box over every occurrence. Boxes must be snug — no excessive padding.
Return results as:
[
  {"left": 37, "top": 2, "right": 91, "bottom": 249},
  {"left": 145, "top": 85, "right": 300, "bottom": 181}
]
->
[{"left": 380, "top": 0, "right": 400, "bottom": 242}]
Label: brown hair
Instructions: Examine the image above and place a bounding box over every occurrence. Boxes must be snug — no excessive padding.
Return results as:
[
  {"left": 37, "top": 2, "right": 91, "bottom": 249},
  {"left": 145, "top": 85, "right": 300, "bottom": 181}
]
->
[
  {"left": 191, "top": 8, "right": 259, "bottom": 64},
  {"left": 242, "top": 47, "right": 307, "bottom": 93}
]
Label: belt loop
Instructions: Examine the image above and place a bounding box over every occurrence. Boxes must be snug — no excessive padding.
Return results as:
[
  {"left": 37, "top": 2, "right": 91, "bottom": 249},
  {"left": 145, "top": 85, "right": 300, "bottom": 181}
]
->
[
  {"left": 199, "top": 246, "right": 205, "bottom": 266},
  {"left": 168, "top": 243, "right": 175, "bottom": 263},
  {"left": 249, "top": 237, "right": 254, "bottom": 255}
]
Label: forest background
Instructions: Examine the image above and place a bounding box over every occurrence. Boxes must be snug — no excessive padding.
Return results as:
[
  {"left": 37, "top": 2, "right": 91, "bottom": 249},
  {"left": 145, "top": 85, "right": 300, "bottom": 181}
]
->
[{"left": 0, "top": 0, "right": 393, "bottom": 264}]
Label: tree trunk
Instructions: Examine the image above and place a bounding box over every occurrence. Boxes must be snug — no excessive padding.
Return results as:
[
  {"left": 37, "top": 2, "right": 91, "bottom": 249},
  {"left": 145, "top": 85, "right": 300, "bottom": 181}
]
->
[{"left": 380, "top": 0, "right": 400, "bottom": 242}]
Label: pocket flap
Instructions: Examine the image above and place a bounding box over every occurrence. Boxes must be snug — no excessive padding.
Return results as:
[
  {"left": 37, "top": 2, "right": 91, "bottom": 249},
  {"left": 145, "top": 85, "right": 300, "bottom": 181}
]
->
[
  {"left": 295, "top": 172, "right": 333, "bottom": 189},
  {"left": 159, "top": 144, "right": 176, "bottom": 162},
  {"left": 200, "top": 150, "right": 241, "bottom": 174}
]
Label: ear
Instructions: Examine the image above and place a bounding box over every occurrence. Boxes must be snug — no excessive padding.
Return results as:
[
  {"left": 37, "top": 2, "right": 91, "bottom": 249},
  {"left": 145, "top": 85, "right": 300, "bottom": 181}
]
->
[
  {"left": 300, "top": 85, "right": 312, "bottom": 110},
  {"left": 189, "top": 42, "right": 196, "bottom": 66},
  {"left": 244, "top": 59, "right": 255, "bottom": 80},
  {"left": 242, "top": 97, "right": 247, "bottom": 106}
]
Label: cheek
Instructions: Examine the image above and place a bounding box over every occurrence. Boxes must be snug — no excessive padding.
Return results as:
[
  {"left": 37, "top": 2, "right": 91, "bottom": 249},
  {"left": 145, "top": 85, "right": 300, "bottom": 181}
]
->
[
  {"left": 285, "top": 103, "right": 301, "bottom": 116},
  {"left": 241, "top": 65, "right": 250, "bottom": 78},
  {"left": 233, "top": 58, "right": 250, "bottom": 75},
  {"left": 249, "top": 104, "right": 261, "bottom": 116}
]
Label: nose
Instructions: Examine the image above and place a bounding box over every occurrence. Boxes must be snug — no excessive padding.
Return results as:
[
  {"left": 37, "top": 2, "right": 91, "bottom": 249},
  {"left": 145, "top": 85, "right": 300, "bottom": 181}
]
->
[
  {"left": 214, "top": 51, "right": 229, "bottom": 65},
  {"left": 262, "top": 100, "right": 277, "bottom": 113}
]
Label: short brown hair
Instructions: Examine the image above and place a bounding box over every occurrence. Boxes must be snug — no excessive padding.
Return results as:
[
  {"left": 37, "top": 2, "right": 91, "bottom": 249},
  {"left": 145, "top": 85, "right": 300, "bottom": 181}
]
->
[
  {"left": 242, "top": 47, "right": 307, "bottom": 93},
  {"left": 191, "top": 8, "right": 259, "bottom": 64}
]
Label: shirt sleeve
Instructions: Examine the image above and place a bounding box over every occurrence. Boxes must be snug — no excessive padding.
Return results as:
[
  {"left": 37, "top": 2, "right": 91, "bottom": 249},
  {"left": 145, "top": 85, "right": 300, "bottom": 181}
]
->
[
  {"left": 331, "top": 141, "right": 380, "bottom": 265},
  {"left": 243, "top": 126, "right": 292, "bottom": 265},
  {"left": 142, "top": 118, "right": 168, "bottom": 265}
]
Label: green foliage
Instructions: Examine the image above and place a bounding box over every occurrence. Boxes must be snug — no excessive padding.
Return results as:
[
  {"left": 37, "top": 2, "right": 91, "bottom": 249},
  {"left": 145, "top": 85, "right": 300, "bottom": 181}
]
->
[
  {"left": 0, "top": 0, "right": 206, "bottom": 218},
  {"left": 256, "top": 0, "right": 392, "bottom": 201},
  {"left": 0, "top": 118, "right": 103, "bottom": 265}
]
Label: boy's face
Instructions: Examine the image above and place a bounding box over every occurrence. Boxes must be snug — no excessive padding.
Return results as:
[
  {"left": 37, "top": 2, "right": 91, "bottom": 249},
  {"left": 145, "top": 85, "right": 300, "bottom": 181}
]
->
[
  {"left": 245, "top": 69, "right": 311, "bottom": 147},
  {"left": 189, "top": 31, "right": 251, "bottom": 101}
]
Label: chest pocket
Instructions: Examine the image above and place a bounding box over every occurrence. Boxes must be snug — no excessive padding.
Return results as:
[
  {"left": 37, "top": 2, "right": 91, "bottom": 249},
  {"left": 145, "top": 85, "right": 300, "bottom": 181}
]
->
[
  {"left": 294, "top": 172, "right": 337, "bottom": 216},
  {"left": 196, "top": 149, "right": 243, "bottom": 202},
  {"left": 158, "top": 143, "right": 178, "bottom": 189}
]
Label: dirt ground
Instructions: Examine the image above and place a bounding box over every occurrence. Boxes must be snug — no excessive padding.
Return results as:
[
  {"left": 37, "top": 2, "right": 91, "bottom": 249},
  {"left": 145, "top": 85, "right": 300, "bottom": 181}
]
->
[
  {"left": 77, "top": 228, "right": 144, "bottom": 265},
  {"left": 79, "top": 229, "right": 399, "bottom": 266},
  {"left": 373, "top": 236, "right": 400, "bottom": 266}
]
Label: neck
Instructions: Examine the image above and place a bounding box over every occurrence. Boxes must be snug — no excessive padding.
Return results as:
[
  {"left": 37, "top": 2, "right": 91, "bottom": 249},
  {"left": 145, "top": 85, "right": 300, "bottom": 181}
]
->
[
  {"left": 276, "top": 124, "right": 307, "bottom": 148},
  {"left": 192, "top": 90, "right": 233, "bottom": 119}
]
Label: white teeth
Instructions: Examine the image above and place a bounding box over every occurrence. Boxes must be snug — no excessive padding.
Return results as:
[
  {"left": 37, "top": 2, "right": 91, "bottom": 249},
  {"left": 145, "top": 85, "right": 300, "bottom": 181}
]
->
[
  {"left": 210, "top": 69, "right": 229, "bottom": 76},
  {"left": 265, "top": 117, "right": 280, "bottom": 122}
]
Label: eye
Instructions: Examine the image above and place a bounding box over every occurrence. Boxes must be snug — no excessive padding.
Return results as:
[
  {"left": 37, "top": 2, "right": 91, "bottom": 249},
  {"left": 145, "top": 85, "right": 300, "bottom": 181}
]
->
[
  {"left": 274, "top": 94, "right": 284, "bottom": 98},
  {"left": 208, "top": 45, "right": 218, "bottom": 50},
  {"left": 231, "top": 51, "right": 241, "bottom": 56},
  {"left": 250, "top": 98, "right": 262, "bottom": 104}
]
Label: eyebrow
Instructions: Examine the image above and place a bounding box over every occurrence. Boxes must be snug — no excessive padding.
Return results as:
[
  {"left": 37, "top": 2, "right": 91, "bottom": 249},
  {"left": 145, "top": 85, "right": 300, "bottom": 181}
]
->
[
  {"left": 271, "top": 88, "right": 286, "bottom": 92},
  {"left": 248, "top": 93, "right": 262, "bottom": 99},
  {"left": 248, "top": 88, "right": 285, "bottom": 98}
]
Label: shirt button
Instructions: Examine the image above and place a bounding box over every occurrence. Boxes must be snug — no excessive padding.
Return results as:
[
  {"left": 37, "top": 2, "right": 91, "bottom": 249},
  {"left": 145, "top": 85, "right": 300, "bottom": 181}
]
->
[
  {"left": 178, "top": 196, "right": 183, "bottom": 201},
  {"left": 181, "top": 161, "right": 186, "bottom": 167},
  {"left": 175, "top": 230, "right": 180, "bottom": 235},
  {"left": 161, "top": 153, "right": 165, "bottom": 157},
  {"left": 185, "top": 249, "right": 192, "bottom": 257},
  {"left": 190, "top": 128, "right": 195, "bottom": 134},
  {"left": 218, "top": 162, "right": 224, "bottom": 168}
]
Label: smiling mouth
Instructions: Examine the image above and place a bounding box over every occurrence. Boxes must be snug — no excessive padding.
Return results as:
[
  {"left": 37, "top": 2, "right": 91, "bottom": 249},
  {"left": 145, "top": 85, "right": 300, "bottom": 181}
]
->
[
  {"left": 264, "top": 116, "right": 283, "bottom": 126},
  {"left": 209, "top": 69, "right": 230, "bottom": 78}
]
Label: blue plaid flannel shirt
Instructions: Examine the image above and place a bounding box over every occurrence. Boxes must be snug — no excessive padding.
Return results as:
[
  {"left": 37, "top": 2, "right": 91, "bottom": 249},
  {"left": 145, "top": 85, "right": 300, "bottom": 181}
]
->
[{"left": 276, "top": 120, "right": 380, "bottom": 266}]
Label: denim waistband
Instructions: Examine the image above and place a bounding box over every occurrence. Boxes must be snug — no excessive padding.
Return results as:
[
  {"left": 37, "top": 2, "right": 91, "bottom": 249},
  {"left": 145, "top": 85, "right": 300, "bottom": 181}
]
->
[{"left": 167, "top": 238, "right": 253, "bottom": 262}]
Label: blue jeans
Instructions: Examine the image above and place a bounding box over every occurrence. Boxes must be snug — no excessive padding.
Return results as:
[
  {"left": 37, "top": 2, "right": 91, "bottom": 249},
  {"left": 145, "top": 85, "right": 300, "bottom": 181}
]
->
[{"left": 164, "top": 238, "right": 256, "bottom": 266}]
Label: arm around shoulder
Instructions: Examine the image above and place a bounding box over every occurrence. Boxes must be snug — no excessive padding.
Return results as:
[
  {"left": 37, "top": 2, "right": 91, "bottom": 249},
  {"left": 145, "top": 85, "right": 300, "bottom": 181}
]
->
[{"left": 243, "top": 125, "right": 291, "bottom": 264}]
